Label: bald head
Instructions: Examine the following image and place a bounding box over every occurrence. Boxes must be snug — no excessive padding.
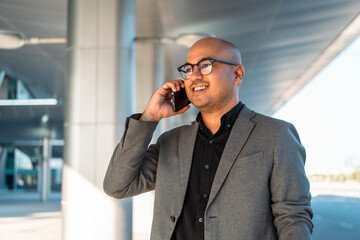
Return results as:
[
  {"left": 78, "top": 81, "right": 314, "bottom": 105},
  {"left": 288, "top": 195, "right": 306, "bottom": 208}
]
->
[{"left": 188, "top": 37, "right": 242, "bottom": 64}]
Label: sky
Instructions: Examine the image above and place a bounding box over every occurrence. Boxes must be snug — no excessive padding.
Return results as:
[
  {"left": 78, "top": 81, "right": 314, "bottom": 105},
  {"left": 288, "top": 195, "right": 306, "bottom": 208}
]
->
[{"left": 273, "top": 36, "right": 360, "bottom": 174}]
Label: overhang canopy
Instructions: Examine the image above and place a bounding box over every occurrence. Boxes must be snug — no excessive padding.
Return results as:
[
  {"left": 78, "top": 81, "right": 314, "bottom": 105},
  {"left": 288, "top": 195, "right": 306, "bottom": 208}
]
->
[{"left": 0, "top": 0, "right": 360, "bottom": 145}]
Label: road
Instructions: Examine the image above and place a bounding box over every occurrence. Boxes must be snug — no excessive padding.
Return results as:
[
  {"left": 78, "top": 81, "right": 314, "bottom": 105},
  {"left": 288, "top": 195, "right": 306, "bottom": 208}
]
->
[
  {"left": 0, "top": 193, "right": 359, "bottom": 239},
  {"left": 312, "top": 196, "right": 360, "bottom": 240},
  {"left": 0, "top": 192, "right": 62, "bottom": 240}
]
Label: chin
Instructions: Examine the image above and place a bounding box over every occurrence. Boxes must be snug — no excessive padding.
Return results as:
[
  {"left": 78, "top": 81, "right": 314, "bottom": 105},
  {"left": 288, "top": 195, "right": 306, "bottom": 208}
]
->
[{"left": 192, "top": 100, "right": 211, "bottom": 112}]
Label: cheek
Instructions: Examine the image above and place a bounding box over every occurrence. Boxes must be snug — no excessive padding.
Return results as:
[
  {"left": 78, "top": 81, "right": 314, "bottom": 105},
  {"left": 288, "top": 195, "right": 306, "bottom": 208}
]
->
[
  {"left": 210, "top": 74, "right": 233, "bottom": 93},
  {"left": 184, "top": 82, "right": 192, "bottom": 93}
]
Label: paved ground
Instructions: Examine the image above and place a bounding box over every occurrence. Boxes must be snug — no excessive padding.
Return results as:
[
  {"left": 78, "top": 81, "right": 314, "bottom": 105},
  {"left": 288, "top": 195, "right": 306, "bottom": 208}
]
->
[
  {"left": 1, "top": 191, "right": 360, "bottom": 240},
  {"left": 312, "top": 195, "right": 360, "bottom": 240},
  {"left": 311, "top": 181, "right": 360, "bottom": 199},
  {"left": 0, "top": 192, "right": 62, "bottom": 240}
]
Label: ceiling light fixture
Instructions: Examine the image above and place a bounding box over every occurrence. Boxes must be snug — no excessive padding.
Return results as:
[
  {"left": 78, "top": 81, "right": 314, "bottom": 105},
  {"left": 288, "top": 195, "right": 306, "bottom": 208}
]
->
[
  {"left": 135, "top": 32, "right": 215, "bottom": 48},
  {"left": 41, "top": 114, "right": 50, "bottom": 123},
  {"left": 0, "top": 30, "right": 66, "bottom": 49},
  {"left": 0, "top": 98, "right": 58, "bottom": 106}
]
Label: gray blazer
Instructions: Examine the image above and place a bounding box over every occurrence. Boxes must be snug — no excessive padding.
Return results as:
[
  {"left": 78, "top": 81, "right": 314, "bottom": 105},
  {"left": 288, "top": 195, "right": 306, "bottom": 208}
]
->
[{"left": 104, "top": 105, "right": 313, "bottom": 240}]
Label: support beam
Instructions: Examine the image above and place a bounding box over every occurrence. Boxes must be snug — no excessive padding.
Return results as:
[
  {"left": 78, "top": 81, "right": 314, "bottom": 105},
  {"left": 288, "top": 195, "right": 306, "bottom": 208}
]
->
[
  {"left": 0, "top": 147, "right": 7, "bottom": 190},
  {"left": 63, "top": 0, "right": 135, "bottom": 239},
  {"left": 41, "top": 137, "right": 51, "bottom": 202}
]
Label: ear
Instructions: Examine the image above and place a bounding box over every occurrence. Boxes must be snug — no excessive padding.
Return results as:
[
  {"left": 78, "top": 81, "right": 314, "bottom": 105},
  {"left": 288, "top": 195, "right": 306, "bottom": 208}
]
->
[{"left": 234, "top": 64, "right": 245, "bottom": 86}]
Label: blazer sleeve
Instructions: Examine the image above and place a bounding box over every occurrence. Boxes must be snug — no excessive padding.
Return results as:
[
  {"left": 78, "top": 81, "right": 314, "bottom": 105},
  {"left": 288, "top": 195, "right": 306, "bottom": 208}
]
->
[
  {"left": 103, "top": 114, "right": 160, "bottom": 199},
  {"left": 270, "top": 122, "right": 314, "bottom": 239}
]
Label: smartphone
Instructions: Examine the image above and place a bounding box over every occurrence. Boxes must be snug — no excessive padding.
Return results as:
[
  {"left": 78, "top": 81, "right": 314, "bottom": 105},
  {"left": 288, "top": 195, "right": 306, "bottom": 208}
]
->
[{"left": 171, "top": 87, "right": 191, "bottom": 112}]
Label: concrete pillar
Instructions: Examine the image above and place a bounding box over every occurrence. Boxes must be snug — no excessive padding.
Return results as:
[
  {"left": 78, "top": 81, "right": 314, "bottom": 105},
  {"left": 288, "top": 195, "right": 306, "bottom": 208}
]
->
[
  {"left": 132, "top": 42, "right": 164, "bottom": 239},
  {"left": 153, "top": 43, "right": 164, "bottom": 94},
  {"left": 35, "top": 146, "right": 42, "bottom": 194},
  {"left": 41, "top": 138, "right": 51, "bottom": 202},
  {"left": 154, "top": 43, "right": 166, "bottom": 136},
  {"left": 63, "top": 0, "right": 135, "bottom": 239},
  {"left": 0, "top": 147, "right": 7, "bottom": 190}
]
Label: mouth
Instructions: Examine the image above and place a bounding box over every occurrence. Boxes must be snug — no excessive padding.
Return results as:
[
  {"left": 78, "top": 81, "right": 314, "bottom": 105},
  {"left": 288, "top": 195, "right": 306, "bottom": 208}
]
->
[{"left": 192, "top": 85, "right": 208, "bottom": 92}]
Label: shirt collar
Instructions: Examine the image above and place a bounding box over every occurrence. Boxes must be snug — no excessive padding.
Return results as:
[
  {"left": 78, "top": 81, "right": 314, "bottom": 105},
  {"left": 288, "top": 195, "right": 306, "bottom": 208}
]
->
[{"left": 196, "top": 101, "right": 243, "bottom": 135}]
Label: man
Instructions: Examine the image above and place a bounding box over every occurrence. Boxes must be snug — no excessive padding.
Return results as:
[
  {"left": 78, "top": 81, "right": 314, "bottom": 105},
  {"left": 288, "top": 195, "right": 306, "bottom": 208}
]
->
[{"left": 103, "top": 37, "right": 314, "bottom": 240}]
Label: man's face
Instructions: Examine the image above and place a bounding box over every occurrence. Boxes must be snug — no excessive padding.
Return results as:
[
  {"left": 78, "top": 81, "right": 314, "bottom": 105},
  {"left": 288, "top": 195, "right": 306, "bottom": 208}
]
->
[{"left": 184, "top": 41, "right": 239, "bottom": 113}]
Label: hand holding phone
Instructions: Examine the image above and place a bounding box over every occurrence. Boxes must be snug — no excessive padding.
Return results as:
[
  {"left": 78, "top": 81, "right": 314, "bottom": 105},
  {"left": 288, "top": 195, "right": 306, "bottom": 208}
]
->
[
  {"left": 140, "top": 80, "right": 190, "bottom": 122},
  {"left": 171, "top": 87, "right": 191, "bottom": 112}
]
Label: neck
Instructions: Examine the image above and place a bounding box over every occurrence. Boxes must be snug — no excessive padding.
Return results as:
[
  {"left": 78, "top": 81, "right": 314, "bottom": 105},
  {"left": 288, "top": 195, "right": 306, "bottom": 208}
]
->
[{"left": 200, "top": 101, "right": 238, "bottom": 135}]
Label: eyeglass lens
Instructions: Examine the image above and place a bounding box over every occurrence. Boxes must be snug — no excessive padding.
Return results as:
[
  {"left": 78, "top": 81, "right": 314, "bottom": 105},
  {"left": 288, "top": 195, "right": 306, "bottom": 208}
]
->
[{"left": 181, "top": 59, "right": 213, "bottom": 79}]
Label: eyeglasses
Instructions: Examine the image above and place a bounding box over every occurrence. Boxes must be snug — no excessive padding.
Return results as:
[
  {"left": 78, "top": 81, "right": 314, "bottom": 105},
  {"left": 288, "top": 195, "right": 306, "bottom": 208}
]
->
[{"left": 177, "top": 58, "right": 238, "bottom": 80}]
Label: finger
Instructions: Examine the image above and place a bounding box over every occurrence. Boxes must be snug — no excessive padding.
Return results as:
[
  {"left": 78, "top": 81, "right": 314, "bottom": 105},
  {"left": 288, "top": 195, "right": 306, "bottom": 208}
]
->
[
  {"left": 180, "top": 81, "right": 185, "bottom": 88},
  {"left": 165, "top": 91, "right": 172, "bottom": 99},
  {"left": 171, "top": 80, "right": 185, "bottom": 91},
  {"left": 162, "top": 80, "right": 184, "bottom": 93},
  {"left": 176, "top": 82, "right": 181, "bottom": 91},
  {"left": 160, "top": 82, "right": 175, "bottom": 94},
  {"left": 171, "top": 79, "right": 184, "bottom": 87},
  {"left": 171, "top": 80, "right": 181, "bottom": 91},
  {"left": 175, "top": 79, "right": 185, "bottom": 89},
  {"left": 163, "top": 81, "right": 178, "bottom": 92},
  {"left": 175, "top": 105, "right": 190, "bottom": 114}
]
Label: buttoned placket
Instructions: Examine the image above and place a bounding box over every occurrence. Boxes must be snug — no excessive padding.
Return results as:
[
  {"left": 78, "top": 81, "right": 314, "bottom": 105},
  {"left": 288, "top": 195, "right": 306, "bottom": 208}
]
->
[
  {"left": 171, "top": 102, "right": 243, "bottom": 240},
  {"left": 196, "top": 137, "right": 214, "bottom": 228}
]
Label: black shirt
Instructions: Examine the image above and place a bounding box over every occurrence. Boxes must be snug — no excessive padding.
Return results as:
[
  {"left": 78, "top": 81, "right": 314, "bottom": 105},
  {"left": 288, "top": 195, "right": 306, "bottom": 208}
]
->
[{"left": 171, "top": 101, "right": 244, "bottom": 240}]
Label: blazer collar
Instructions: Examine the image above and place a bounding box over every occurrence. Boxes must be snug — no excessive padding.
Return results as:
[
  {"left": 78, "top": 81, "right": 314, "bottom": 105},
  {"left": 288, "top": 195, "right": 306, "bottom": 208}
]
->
[
  {"left": 207, "top": 104, "right": 256, "bottom": 207},
  {"left": 179, "top": 120, "right": 199, "bottom": 196},
  {"left": 177, "top": 105, "right": 256, "bottom": 208}
]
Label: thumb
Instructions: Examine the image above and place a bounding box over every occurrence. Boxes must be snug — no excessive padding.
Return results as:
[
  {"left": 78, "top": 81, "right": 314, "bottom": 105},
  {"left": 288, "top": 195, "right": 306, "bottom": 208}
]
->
[{"left": 174, "top": 105, "right": 191, "bottom": 115}]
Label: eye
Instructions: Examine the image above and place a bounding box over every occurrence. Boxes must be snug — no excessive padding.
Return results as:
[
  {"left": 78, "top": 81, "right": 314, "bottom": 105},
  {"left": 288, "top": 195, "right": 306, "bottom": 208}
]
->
[
  {"left": 183, "top": 65, "right": 192, "bottom": 73},
  {"left": 199, "top": 60, "right": 212, "bottom": 70},
  {"left": 201, "top": 63, "right": 211, "bottom": 69}
]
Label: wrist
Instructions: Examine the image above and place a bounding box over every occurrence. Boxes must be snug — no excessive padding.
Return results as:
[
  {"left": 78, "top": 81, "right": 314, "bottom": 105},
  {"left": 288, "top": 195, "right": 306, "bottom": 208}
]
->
[{"left": 140, "top": 110, "right": 160, "bottom": 122}]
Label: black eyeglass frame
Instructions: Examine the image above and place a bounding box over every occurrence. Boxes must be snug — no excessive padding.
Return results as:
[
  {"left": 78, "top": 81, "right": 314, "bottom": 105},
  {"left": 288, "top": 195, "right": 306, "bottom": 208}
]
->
[{"left": 177, "top": 58, "right": 238, "bottom": 79}]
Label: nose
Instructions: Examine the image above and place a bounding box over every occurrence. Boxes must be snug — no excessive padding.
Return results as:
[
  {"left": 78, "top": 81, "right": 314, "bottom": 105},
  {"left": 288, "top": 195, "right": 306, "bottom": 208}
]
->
[{"left": 188, "top": 65, "right": 202, "bottom": 81}]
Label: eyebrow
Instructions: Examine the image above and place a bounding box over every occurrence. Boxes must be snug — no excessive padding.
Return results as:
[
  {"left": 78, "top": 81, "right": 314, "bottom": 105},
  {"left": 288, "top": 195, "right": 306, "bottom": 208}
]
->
[{"left": 184, "top": 57, "right": 212, "bottom": 65}]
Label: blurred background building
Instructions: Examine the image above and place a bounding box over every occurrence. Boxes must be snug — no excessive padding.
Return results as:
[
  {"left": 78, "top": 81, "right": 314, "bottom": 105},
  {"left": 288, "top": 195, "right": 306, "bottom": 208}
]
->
[{"left": 0, "top": 0, "right": 360, "bottom": 239}]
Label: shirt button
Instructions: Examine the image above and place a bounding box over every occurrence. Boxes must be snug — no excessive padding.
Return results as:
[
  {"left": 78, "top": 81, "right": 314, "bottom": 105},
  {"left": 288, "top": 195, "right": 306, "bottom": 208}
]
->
[
  {"left": 199, "top": 217, "right": 203, "bottom": 223},
  {"left": 170, "top": 216, "right": 176, "bottom": 222},
  {"left": 203, "top": 194, "right": 208, "bottom": 198},
  {"left": 227, "top": 123, "right": 231, "bottom": 128},
  {"left": 209, "top": 140, "right": 213, "bottom": 144},
  {"left": 205, "top": 165, "right": 209, "bottom": 169}
]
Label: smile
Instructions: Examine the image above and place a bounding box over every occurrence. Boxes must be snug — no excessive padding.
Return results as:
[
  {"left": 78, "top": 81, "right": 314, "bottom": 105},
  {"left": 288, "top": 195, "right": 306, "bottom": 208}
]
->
[{"left": 192, "top": 85, "right": 208, "bottom": 91}]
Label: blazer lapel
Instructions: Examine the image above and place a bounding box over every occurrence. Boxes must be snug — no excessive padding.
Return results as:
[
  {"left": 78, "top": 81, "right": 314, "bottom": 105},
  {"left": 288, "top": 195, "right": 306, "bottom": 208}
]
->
[
  {"left": 178, "top": 121, "right": 199, "bottom": 197},
  {"left": 207, "top": 105, "right": 256, "bottom": 207}
]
